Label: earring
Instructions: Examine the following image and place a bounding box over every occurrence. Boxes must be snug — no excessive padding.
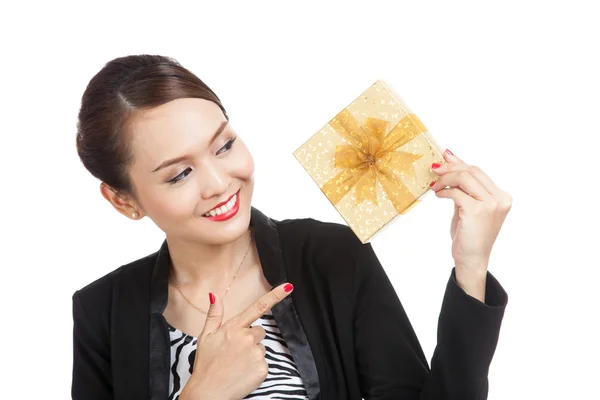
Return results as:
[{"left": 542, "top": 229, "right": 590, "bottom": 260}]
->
[{"left": 132, "top": 212, "right": 138, "bottom": 219}]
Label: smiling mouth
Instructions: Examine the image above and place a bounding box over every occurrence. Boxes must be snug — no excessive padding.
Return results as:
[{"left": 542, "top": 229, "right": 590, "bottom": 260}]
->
[{"left": 203, "top": 190, "right": 240, "bottom": 218}]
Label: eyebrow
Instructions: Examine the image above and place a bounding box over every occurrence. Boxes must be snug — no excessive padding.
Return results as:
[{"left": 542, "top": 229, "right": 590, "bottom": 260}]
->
[{"left": 151, "top": 120, "right": 229, "bottom": 173}]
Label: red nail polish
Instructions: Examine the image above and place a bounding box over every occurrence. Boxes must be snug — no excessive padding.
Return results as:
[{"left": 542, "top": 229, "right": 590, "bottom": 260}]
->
[
  {"left": 284, "top": 283, "right": 294, "bottom": 293},
  {"left": 431, "top": 163, "right": 441, "bottom": 169},
  {"left": 445, "top": 149, "right": 454, "bottom": 156},
  {"left": 429, "top": 181, "right": 436, "bottom": 187},
  {"left": 209, "top": 292, "right": 215, "bottom": 304}
]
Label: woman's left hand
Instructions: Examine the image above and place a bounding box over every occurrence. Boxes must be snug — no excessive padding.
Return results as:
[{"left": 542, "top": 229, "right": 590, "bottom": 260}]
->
[{"left": 430, "top": 149, "right": 513, "bottom": 302}]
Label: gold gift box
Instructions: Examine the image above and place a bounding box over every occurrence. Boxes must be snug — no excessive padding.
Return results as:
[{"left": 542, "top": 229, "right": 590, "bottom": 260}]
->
[{"left": 293, "top": 80, "right": 446, "bottom": 243}]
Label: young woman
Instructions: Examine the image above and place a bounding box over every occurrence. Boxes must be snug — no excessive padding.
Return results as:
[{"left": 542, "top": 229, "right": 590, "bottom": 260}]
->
[{"left": 72, "top": 54, "right": 512, "bottom": 400}]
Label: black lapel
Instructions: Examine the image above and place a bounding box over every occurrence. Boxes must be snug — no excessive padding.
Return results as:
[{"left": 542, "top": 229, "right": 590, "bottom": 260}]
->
[
  {"left": 250, "top": 207, "right": 321, "bottom": 399},
  {"left": 148, "top": 239, "right": 171, "bottom": 400},
  {"left": 146, "top": 207, "right": 320, "bottom": 399}
]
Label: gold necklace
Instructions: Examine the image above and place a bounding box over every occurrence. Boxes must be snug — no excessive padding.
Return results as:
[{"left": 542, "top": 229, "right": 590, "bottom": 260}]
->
[{"left": 169, "top": 230, "right": 252, "bottom": 314}]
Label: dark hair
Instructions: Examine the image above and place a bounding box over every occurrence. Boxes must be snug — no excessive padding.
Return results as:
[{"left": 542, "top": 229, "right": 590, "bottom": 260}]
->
[{"left": 76, "top": 54, "right": 228, "bottom": 197}]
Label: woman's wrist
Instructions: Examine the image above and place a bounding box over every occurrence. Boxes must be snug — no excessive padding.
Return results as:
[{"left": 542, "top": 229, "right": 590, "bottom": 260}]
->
[{"left": 455, "top": 265, "right": 487, "bottom": 302}]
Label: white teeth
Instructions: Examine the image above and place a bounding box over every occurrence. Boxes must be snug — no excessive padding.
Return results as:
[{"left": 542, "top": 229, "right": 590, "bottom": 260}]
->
[{"left": 204, "top": 193, "right": 238, "bottom": 217}]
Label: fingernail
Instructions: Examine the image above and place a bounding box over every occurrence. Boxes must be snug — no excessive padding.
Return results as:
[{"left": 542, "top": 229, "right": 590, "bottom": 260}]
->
[
  {"left": 431, "top": 163, "right": 441, "bottom": 169},
  {"left": 429, "top": 181, "right": 436, "bottom": 187},
  {"left": 284, "top": 283, "right": 294, "bottom": 293},
  {"left": 445, "top": 149, "right": 454, "bottom": 156},
  {"left": 209, "top": 292, "right": 215, "bottom": 304}
]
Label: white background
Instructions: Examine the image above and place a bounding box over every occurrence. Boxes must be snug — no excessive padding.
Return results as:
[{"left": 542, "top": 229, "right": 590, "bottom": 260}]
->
[{"left": 1, "top": 1, "right": 599, "bottom": 398}]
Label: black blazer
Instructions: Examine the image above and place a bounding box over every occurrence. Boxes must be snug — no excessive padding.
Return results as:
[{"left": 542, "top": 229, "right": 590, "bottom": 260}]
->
[{"left": 72, "top": 207, "right": 508, "bottom": 399}]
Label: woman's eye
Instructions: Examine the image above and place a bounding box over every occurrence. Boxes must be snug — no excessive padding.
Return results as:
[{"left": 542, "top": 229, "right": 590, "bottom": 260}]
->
[
  {"left": 167, "top": 138, "right": 236, "bottom": 185},
  {"left": 216, "top": 137, "right": 237, "bottom": 155},
  {"left": 168, "top": 167, "right": 192, "bottom": 184}
]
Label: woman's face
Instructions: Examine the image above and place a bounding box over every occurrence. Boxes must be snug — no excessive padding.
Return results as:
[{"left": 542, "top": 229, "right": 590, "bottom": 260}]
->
[{"left": 125, "top": 98, "right": 255, "bottom": 245}]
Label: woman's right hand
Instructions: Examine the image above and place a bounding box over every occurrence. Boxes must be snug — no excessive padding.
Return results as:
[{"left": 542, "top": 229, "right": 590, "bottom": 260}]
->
[{"left": 179, "top": 282, "right": 294, "bottom": 400}]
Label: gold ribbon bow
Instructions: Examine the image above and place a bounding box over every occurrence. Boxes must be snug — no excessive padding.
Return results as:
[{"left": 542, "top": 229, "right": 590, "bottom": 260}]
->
[{"left": 321, "top": 109, "right": 426, "bottom": 213}]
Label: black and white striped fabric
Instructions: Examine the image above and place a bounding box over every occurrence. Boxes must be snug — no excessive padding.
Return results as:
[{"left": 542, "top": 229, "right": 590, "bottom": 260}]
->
[{"left": 167, "top": 309, "right": 309, "bottom": 399}]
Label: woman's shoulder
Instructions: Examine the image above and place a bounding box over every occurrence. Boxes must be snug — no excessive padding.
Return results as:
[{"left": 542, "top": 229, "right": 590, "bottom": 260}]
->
[
  {"left": 276, "top": 215, "right": 364, "bottom": 251},
  {"left": 73, "top": 250, "right": 158, "bottom": 305},
  {"left": 273, "top": 215, "right": 371, "bottom": 281}
]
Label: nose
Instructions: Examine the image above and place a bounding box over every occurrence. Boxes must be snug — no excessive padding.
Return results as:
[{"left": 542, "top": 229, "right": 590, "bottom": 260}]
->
[{"left": 198, "top": 161, "right": 231, "bottom": 200}]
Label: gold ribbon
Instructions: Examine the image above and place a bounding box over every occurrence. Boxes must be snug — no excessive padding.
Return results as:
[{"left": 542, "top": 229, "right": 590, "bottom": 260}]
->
[{"left": 321, "top": 110, "right": 426, "bottom": 213}]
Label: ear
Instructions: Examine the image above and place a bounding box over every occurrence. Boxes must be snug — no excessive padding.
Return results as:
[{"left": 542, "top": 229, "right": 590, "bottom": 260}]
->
[{"left": 100, "top": 182, "right": 144, "bottom": 220}]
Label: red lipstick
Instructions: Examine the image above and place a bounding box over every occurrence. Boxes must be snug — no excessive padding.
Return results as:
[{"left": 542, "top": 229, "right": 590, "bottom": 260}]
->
[{"left": 203, "top": 191, "right": 240, "bottom": 222}]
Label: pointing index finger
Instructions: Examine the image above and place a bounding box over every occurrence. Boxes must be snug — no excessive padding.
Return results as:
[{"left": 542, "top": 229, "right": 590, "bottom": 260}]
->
[{"left": 230, "top": 283, "right": 293, "bottom": 328}]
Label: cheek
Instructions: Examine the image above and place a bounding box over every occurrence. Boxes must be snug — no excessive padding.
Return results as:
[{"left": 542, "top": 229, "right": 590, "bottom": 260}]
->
[
  {"left": 129, "top": 167, "right": 194, "bottom": 220},
  {"left": 143, "top": 185, "right": 199, "bottom": 220},
  {"left": 231, "top": 145, "right": 255, "bottom": 180}
]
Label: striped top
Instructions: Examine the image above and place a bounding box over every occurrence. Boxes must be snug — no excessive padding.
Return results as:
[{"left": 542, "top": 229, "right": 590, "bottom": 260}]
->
[{"left": 167, "top": 309, "right": 309, "bottom": 399}]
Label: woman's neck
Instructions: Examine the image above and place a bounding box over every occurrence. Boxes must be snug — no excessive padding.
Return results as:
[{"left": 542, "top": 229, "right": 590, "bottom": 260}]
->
[{"left": 166, "top": 229, "right": 254, "bottom": 289}]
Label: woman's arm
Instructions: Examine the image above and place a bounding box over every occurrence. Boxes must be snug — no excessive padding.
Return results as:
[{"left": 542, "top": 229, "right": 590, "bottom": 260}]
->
[
  {"left": 353, "top": 242, "right": 507, "bottom": 400},
  {"left": 72, "top": 290, "right": 113, "bottom": 399}
]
